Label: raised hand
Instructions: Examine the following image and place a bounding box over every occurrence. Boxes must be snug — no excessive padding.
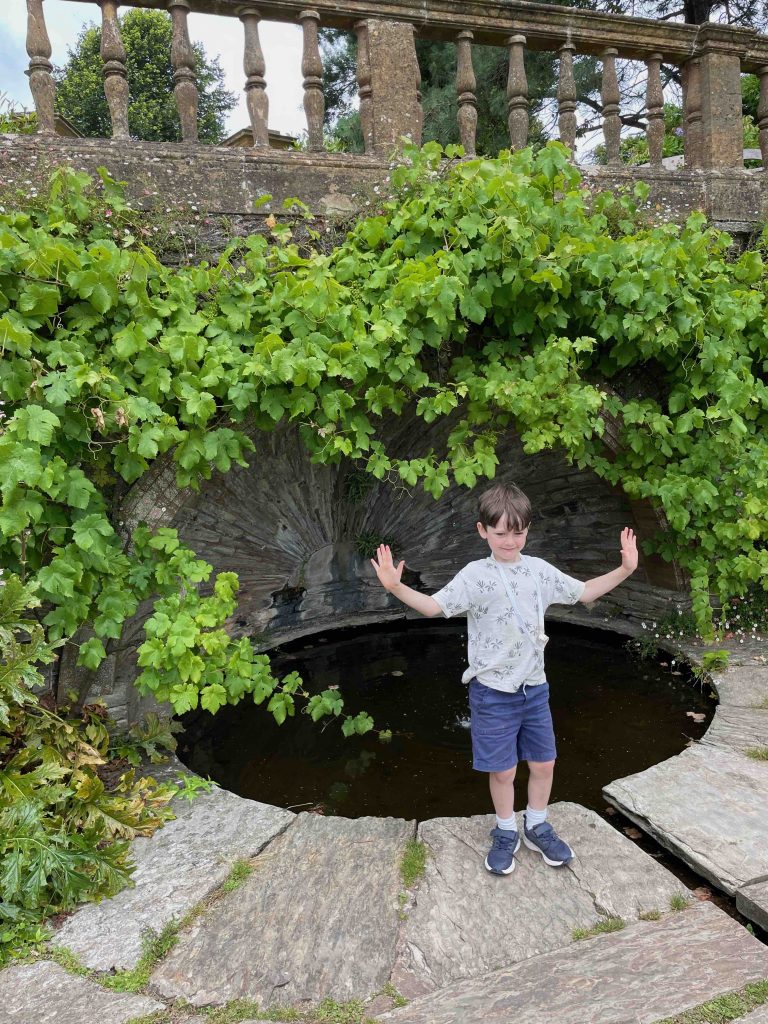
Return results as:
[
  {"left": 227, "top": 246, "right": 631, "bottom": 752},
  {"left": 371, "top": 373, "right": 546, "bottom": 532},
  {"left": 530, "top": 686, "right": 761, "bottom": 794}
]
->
[
  {"left": 370, "top": 544, "right": 405, "bottom": 591},
  {"left": 620, "top": 527, "right": 638, "bottom": 573}
]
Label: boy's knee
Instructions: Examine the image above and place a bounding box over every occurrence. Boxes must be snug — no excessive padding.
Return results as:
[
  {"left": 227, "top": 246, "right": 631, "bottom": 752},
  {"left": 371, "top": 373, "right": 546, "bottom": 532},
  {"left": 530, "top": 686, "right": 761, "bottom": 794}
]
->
[
  {"left": 491, "top": 766, "right": 517, "bottom": 784},
  {"left": 528, "top": 759, "right": 555, "bottom": 777}
]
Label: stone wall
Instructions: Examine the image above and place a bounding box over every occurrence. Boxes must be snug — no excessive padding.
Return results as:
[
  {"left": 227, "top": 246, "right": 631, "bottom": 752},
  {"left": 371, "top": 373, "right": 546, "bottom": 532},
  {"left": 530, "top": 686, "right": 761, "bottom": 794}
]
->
[{"left": 2, "top": 135, "right": 767, "bottom": 240}]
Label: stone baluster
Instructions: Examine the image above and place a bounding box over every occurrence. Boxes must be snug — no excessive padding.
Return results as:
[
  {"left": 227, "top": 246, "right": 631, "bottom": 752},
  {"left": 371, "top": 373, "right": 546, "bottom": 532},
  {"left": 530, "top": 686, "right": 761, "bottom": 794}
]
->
[
  {"left": 413, "top": 26, "right": 423, "bottom": 145},
  {"left": 682, "top": 56, "right": 703, "bottom": 168},
  {"left": 759, "top": 66, "right": 768, "bottom": 169},
  {"left": 506, "top": 32, "right": 528, "bottom": 151},
  {"left": 239, "top": 5, "right": 269, "bottom": 146},
  {"left": 100, "top": 0, "right": 129, "bottom": 139},
  {"left": 456, "top": 30, "right": 477, "bottom": 157},
  {"left": 168, "top": 0, "right": 198, "bottom": 142},
  {"left": 300, "top": 9, "right": 324, "bottom": 151},
  {"left": 645, "top": 53, "right": 664, "bottom": 166},
  {"left": 355, "top": 20, "right": 374, "bottom": 154},
  {"left": 601, "top": 47, "right": 621, "bottom": 165},
  {"left": 25, "top": 0, "right": 56, "bottom": 134},
  {"left": 557, "top": 42, "right": 577, "bottom": 152}
]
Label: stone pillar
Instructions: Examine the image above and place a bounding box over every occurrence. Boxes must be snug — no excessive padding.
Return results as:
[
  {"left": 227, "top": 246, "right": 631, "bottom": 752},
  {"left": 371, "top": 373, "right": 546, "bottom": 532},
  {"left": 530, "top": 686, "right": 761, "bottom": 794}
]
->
[
  {"left": 456, "top": 30, "right": 477, "bottom": 157},
  {"left": 682, "top": 57, "right": 703, "bottom": 169},
  {"left": 645, "top": 53, "right": 664, "bottom": 167},
  {"left": 100, "top": 0, "right": 130, "bottom": 139},
  {"left": 507, "top": 32, "right": 529, "bottom": 151},
  {"left": 695, "top": 24, "right": 750, "bottom": 169},
  {"left": 364, "top": 20, "right": 422, "bottom": 155},
  {"left": 25, "top": 0, "right": 56, "bottom": 135},
  {"left": 239, "top": 5, "right": 269, "bottom": 147},
  {"left": 601, "top": 47, "right": 621, "bottom": 166},
  {"left": 557, "top": 42, "right": 577, "bottom": 153},
  {"left": 168, "top": 0, "right": 199, "bottom": 143},
  {"left": 758, "top": 65, "right": 768, "bottom": 169},
  {"left": 300, "top": 9, "right": 324, "bottom": 152}
]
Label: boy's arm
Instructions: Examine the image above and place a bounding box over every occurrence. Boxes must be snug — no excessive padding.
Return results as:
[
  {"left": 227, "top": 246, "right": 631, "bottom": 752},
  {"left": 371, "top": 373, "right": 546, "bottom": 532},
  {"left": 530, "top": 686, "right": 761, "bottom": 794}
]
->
[
  {"left": 370, "top": 545, "right": 443, "bottom": 617},
  {"left": 578, "top": 528, "right": 638, "bottom": 604}
]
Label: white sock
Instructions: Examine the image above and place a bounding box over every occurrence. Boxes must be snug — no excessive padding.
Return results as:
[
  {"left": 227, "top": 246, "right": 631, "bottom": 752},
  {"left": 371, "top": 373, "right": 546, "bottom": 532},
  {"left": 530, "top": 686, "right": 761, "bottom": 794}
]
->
[
  {"left": 496, "top": 813, "right": 517, "bottom": 831},
  {"left": 525, "top": 806, "right": 547, "bottom": 831}
]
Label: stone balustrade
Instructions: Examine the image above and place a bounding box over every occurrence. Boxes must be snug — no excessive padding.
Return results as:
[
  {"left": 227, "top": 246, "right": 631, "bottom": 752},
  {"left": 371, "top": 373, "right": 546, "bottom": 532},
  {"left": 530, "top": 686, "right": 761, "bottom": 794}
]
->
[{"left": 20, "top": 0, "right": 768, "bottom": 169}]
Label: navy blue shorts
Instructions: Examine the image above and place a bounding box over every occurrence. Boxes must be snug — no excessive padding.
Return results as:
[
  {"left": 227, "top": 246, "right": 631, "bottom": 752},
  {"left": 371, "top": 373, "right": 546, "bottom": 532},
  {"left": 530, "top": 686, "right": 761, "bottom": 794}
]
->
[{"left": 469, "top": 678, "right": 557, "bottom": 772}]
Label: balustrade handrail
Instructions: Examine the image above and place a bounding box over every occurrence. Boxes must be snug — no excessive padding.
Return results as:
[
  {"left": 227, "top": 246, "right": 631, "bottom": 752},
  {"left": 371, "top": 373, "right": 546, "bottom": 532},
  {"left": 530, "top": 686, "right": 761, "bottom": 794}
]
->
[{"left": 60, "top": 0, "right": 768, "bottom": 69}]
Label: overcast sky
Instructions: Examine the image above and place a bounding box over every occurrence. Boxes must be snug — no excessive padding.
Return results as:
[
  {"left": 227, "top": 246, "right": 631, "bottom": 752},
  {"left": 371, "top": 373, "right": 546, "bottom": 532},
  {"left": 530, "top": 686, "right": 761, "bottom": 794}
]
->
[{"left": 0, "top": 0, "right": 308, "bottom": 136}]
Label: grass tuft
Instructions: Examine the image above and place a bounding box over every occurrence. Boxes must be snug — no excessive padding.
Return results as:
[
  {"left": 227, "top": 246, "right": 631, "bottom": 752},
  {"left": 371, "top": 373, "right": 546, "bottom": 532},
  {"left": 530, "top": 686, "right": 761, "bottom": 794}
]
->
[
  {"left": 638, "top": 909, "right": 662, "bottom": 921},
  {"left": 572, "top": 916, "right": 625, "bottom": 941},
  {"left": 221, "top": 858, "right": 254, "bottom": 892},
  {"left": 746, "top": 746, "right": 768, "bottom": 761},
  {"left": 400, "top": 839, "right": 427, "bottom": 889},
  {"left": 204, "top": 999, "right": 264, "bottom": 1023},
  {"left": 48, "top": 946, "right": 91, "bottom": 977},
  {"left": 101, "top": 920, "right": 179, "bottom": 993},
  {"left": 653, "top": 978, "right": 768, "bottom": 1023},
  {"left": 669, "top": 892, "right": 691, "bottom": 911}
]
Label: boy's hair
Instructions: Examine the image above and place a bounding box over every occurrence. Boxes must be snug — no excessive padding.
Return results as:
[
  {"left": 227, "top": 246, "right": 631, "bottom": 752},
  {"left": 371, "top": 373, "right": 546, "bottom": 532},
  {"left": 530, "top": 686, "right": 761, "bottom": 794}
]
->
[{"left": 477, "top": 483, "right": 532, "bottom": 530}]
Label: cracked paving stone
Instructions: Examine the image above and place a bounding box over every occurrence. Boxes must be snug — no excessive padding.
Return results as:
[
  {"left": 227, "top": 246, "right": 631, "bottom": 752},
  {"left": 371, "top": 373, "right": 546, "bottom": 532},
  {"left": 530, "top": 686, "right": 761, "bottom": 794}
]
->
[
  {"left": 50, "top": 786, "right": 293, "bottom": 970},
  {"left": 379, "top": 901, "right": 768, "bottom": 1024},
  {"left": 711, "top": 666, "right": 768, "bottom": 709},
  {"left": 701, "top": 707, "right": 768, "bottom": 755},
  {"left": 604, "top": 744, "right": 768, "bottom": 896},
  {"left": 737, "top": 879, "right": 768, "bottom": 934},
  {"left": 0, "top": 961, "right": 164, "bottom": 1024},
  {"left": 151, "top": 813, "right": 415, "bottom": 1008},
  {"left": 391, "top": 802, "right": 682, "bottom": 996}
]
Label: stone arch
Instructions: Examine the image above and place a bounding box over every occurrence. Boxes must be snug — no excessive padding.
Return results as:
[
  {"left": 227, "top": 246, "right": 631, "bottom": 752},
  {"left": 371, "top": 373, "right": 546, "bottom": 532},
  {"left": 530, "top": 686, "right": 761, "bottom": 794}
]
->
[{"left": 88, "top": 406, "right": 688, "bottom": 727}]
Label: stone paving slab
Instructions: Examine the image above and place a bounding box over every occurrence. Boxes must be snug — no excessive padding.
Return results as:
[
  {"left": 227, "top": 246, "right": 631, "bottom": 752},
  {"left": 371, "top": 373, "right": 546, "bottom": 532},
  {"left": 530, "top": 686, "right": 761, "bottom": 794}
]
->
[
  {"left": 712, "top": 665, "right": 768, "bottom": 709},
  {"left": 51, "top": 786, "right": 294, "bottom": 970},
  {"left": 152, "top": 813, "right": 416, "bottom": 1008},
  {"left": 390, "top": 803, "right": 684, "bottom": 997},
  {"left": 603, "top": 744, "right": 768, "bottom": 896},
  {"left": 737, "top": 879, "right": 768, "bottom": 934},
  {"left": 702, "top": 706, "right": 768, "bottom": 754},
  {"left": 378, "top": 902, "right": 768, "bottom": 1024},
  {"left": 0, "top": 961, "right": 164, "bottom": 1024},
  {"left": 734, "top": 1007, "right": 768, "bottom": 1024}
]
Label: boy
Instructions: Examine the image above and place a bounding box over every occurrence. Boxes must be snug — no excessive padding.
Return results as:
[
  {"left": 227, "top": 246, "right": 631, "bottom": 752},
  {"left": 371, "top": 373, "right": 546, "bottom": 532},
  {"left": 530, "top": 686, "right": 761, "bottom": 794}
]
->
[{"left": 370, "top": 482, "right": 638, "bottom": 875}]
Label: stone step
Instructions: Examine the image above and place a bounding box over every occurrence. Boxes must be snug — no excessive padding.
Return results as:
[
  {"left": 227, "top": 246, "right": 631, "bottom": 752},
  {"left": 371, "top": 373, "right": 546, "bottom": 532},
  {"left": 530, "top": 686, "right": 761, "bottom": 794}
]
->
[
  {"left": 0, "top": 962, "right": 164, "bottom": 1024},
  {"left": 378, "top": 901, "right": 768, "bottom": 1024},
  {"left": 711, "top": 664, "right": 768, "bottom": 709},
  {"left": 603, "top": 743, "right": 768, "bottom": 896},
  {"left": 702, "top": 706, "right": 768, "bottom": 755},
  {"left": 391, "top": 803, "right": 684, "bottom": 998},
  {"left": 151, "top": 813, "right": 415, "bottom": 1009},
  {"left": 50, "top": 784, "right": 293, "bottom": 971}
]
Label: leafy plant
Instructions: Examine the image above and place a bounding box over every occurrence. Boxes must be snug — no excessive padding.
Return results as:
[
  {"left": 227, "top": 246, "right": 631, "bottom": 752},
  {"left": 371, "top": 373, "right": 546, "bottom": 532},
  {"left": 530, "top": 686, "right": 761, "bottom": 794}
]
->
[
  {"left": 701, "top": 650, "right": 730, "bottom": 673},
  {"left": 0, "top": 575, "right": 176, "bottom": 964},
  {"left": 171, "top": 772, "right": 219, "bottom": 801},
  {"left": 3, "top": 140, "right": 768, "bottom": 754}
]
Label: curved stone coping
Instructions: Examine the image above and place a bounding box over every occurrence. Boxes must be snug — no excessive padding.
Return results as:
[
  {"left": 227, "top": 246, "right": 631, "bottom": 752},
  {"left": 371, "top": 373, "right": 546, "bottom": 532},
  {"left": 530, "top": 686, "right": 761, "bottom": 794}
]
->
[{"left": 603, "top": 637, "right": 768, "bottom": 927}]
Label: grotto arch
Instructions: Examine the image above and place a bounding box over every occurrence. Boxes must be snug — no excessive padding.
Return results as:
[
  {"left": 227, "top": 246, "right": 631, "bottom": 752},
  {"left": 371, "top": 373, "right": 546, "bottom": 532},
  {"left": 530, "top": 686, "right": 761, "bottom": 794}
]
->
[{"left": 78, "top": 406, "right": 687, "bottom": 730}]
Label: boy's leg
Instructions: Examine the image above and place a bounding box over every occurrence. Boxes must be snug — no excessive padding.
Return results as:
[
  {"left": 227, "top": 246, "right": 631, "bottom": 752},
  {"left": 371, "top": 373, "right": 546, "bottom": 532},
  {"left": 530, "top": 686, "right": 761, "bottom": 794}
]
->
[
  {"left": 517, "top": 685, "right": 573, "bottom": 866},
  {"left": 489, "top": 766, "right": 517, "bottom": 821}
]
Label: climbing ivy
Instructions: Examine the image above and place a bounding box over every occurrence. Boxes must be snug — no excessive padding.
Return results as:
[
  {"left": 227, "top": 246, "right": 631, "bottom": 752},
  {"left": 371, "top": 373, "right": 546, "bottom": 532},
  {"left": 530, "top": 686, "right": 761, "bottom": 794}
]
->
[{"left": 1, "top": 142, "right": 767, "bottom": 727}]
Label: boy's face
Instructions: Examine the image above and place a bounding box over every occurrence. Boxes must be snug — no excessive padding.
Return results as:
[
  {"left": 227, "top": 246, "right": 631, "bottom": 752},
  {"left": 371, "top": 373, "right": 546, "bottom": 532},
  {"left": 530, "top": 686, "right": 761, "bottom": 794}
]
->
[{"left": 476, "top": 515, "right": 529, "bottom": 563}]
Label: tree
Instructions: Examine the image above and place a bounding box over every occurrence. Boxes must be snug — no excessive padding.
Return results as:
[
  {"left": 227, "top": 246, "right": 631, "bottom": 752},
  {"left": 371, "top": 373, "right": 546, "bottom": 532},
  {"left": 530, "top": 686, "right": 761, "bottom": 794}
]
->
[{"left": 54, "top": 9, "right": 236, "bottom": 144}]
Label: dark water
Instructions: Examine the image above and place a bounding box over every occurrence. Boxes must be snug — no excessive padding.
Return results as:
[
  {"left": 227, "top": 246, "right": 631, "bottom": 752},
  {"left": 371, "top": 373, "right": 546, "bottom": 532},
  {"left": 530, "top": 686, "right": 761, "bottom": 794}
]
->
[{"left": 177, "top": 619, "right": 714, "bottom": 820}]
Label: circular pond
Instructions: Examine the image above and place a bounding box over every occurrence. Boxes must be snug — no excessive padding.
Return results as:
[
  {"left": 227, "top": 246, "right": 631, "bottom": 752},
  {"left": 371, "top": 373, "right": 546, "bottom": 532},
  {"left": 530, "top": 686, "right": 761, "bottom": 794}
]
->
[{"left": 177, "top": 619, "right": 714, "bottom": 820}]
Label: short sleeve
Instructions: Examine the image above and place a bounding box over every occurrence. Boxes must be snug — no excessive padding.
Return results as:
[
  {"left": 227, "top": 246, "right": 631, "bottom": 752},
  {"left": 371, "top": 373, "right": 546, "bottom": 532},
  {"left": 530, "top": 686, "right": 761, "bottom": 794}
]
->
[
  {"left": 536, "top": 560, "right": 585, "bottom": 607},
  {"left": 431, "top": 568, "right": 472, "bottom": 618}
]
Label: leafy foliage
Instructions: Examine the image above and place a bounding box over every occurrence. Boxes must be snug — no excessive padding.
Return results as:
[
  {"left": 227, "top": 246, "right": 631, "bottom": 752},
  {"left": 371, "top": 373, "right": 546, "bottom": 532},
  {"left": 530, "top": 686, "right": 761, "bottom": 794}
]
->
[
  {"left": 54, "top": 9, "right": 237, "bottom": 143},
  {"left": 1, "top": 140, "right": 768, "bottom": 738},
  {"left": 0, "top": 575, "right": 176, "bottom": 963}
]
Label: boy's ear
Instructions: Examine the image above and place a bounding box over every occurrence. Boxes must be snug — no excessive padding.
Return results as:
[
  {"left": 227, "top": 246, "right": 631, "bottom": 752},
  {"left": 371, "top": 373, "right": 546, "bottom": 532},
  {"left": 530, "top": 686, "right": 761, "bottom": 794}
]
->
[{"left": 476, "top": 521, "right": 488, "bottom": 539}]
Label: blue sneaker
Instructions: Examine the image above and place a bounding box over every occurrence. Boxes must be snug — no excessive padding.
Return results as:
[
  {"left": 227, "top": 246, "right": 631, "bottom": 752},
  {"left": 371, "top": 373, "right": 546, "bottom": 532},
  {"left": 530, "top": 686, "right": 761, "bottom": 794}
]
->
[
  {"left": 523, "top": 821, "right": 573, "bottom": 866},
  {"left": 485, "top": 826, "right": 521, "bottom": 875}
]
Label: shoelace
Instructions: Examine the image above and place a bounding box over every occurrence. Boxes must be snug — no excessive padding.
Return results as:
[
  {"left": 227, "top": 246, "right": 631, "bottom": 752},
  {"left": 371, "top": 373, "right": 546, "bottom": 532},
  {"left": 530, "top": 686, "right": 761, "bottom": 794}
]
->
[
  {"left": 491, "top": 832, "right": 518, "bottom": 851},
  {"left": 530, "top": 823, "right": 562, "bottom": 852}
]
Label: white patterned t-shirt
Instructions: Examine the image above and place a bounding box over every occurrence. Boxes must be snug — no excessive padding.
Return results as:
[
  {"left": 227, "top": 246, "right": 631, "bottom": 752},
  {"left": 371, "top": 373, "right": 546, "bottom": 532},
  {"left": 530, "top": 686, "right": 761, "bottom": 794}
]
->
[{"left": 431, "top": 554, "right": 586, "bottom": 693}]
